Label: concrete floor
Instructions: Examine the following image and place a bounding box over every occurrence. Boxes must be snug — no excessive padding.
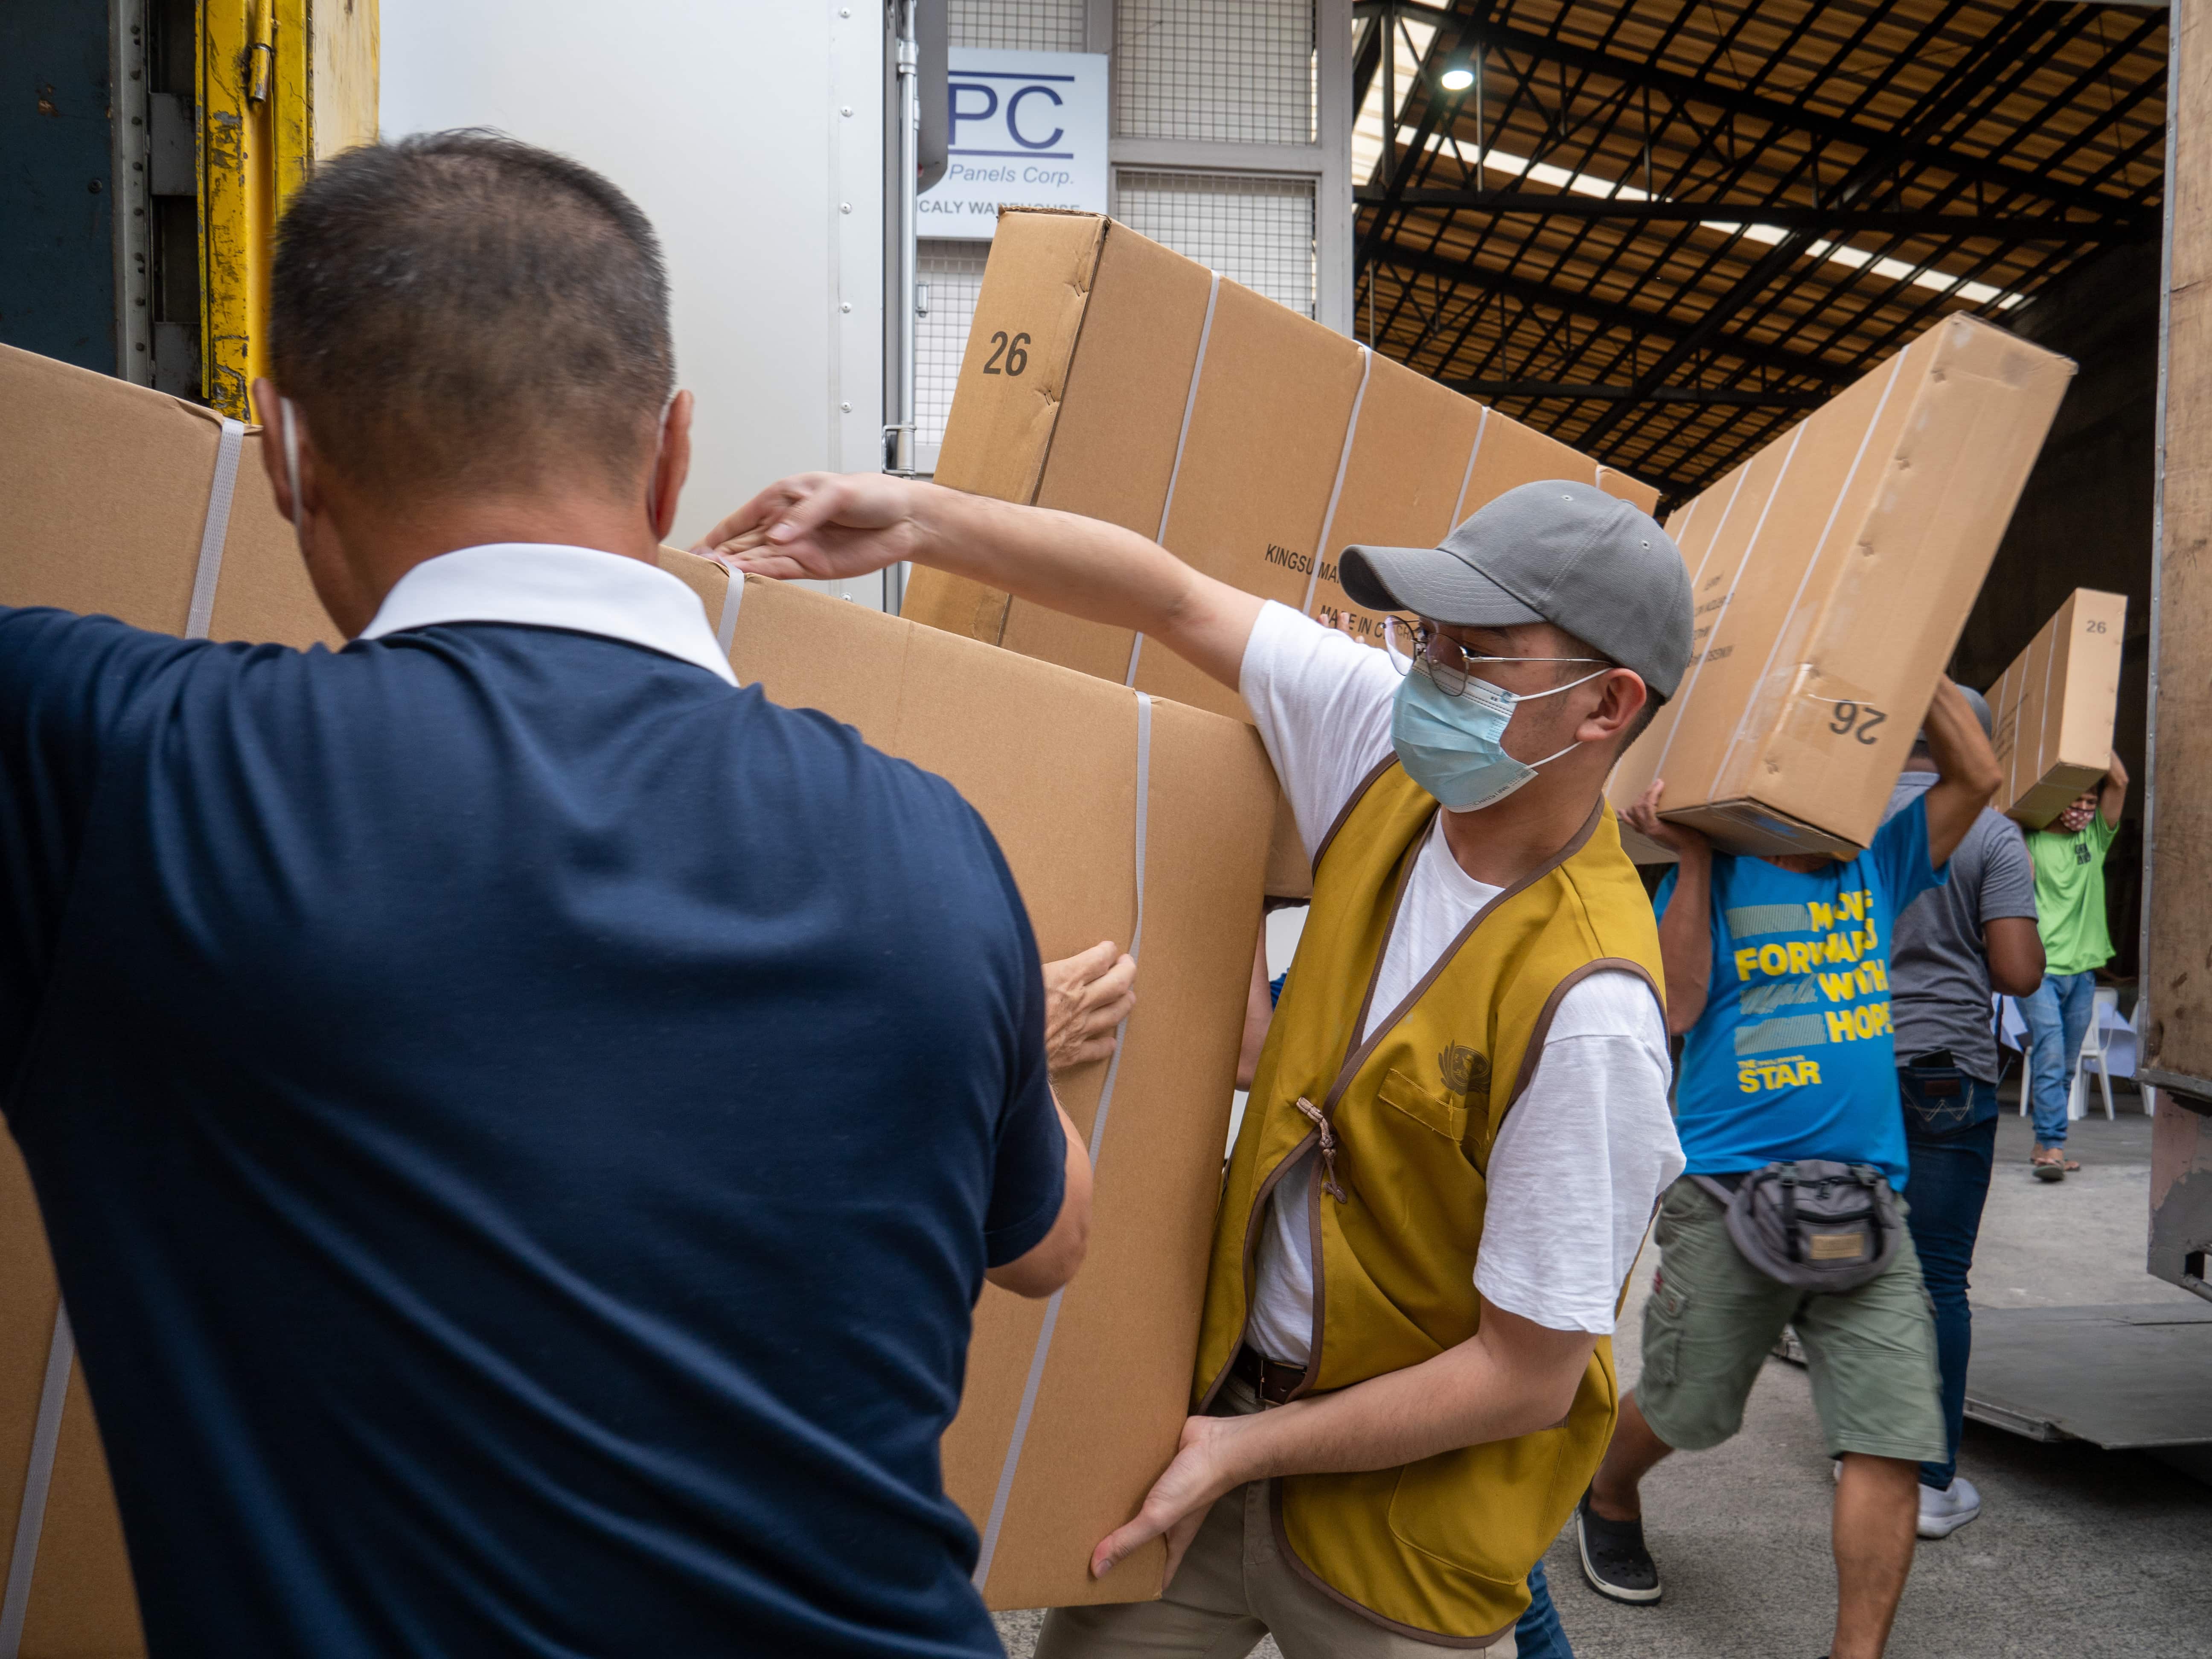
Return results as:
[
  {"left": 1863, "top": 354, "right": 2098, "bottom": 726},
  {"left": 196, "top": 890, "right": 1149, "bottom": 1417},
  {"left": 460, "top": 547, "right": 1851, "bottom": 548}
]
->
[{"left": 994, "top": 1099, "right": 2212, "bottom": 1659}]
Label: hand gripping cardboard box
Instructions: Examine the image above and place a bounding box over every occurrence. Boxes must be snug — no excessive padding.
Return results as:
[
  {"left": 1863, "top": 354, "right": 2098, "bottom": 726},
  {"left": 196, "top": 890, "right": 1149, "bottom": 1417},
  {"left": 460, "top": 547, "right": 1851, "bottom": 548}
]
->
[
  {"left": 901, "top": 210, "right": 1657, "bottom": 730},
  {"left": 661, "top": 551, "right": 1275, "bottom": 1610},
  {"left": 0, "top": 344, "right": 343, "bottom": 1659},
  {"left": 1985, "top": 589, "right": 2128, "bottom": 829},
  {"left": 1608, "top": 314, "right": 2074, "bottom": 859}
]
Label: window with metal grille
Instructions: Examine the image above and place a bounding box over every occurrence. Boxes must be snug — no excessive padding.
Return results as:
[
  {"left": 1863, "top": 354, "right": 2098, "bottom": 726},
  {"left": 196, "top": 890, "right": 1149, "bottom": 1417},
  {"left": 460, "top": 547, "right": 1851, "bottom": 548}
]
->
[
  {"left": 917, "top": 240, "right": 991, "bottom": 451},
  {"left": 1115, "top": 0, "right": 1316, "bottom": 145},
  {"left": 949, "top": 0, "right": 1086, "bottom": 52},
  {"left": 1115, "top": 170, "right": 1316, "bottom": 318}
]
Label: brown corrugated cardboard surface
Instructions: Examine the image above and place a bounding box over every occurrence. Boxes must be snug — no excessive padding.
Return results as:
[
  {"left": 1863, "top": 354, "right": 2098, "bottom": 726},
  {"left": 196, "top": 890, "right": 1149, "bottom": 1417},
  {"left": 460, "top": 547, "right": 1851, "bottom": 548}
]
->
[
  {"left": 0, "top": 1156, "right": 142, "bottom": 1657},
  {"left": 1609, "top": 314, "right": 2073, "bottom": 858},
  {"left": 665, "top": 552, "right": 1274, "bottom": 1609},
  {"left": 0, "top": 344, "right": 338, "bottom": 647},
  {"left": 1988, "top": 588, "right": 2128, "bottom": 829},
  {"left": 903, "top": 211, "right": 1658, "bottom": 727},
  {"left": 0, "top": 1151, "right": 142, "bottom": 1659},
  {"left": 20, "top": 1374, "right": 140, "bottom": 1659}
]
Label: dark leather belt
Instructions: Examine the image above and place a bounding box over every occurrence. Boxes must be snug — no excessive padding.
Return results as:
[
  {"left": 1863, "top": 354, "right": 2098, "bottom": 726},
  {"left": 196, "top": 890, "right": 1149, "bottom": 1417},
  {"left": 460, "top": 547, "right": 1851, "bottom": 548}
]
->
[{"left": 1233, "top": 1344, "right": 1307, "bottom": 1406}]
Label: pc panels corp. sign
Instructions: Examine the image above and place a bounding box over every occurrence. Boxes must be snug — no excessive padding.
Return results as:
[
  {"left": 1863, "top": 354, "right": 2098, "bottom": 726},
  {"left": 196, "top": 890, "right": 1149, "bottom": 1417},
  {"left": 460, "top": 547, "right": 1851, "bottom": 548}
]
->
[{"left": 923, "top": 50, "right": 1107, "bottom": 239}]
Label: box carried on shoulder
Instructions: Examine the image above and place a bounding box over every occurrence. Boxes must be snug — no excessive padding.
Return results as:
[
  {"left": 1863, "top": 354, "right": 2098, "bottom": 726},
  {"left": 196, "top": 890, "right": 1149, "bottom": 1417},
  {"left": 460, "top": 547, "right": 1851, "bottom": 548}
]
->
[
  {"left": 902, "top": 210, "right": 1656, "bottom": 726},
  {"left": 1987, "top": 588, "right": 2127, "bottom": 829},
  {"left": 1609, "top": 314, "right": 2074, "bottom": 860}
]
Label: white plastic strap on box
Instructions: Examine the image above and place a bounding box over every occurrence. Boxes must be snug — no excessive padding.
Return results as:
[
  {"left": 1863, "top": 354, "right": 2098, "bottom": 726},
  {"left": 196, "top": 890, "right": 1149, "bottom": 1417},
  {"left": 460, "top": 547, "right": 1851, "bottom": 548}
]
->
[
  {"left": 716, "top": 570, "right": 745, "bottom": 659},
  {"left": 1705, "top": 353, "right": 1905, "bottom": 796},
  {"left": 1299, "top": 345, "right": 1374, "bottom": 620},
  {"left": 972, "top": 692, "right": 1152, "bottom": 1592},
  {"left": 1668, "top": 490, "right": 1701, "bottom": 550},
  {"left": 185, "top": 417, "right": 248, "bottom": 641},
  {"left": 1449, "top": 405, "right": 1490, "bottom": 525},
  {"left": 1125, "top": 274, "right": 1222, "bottom": 688},
  {"left": 0, "top": 1305, "right": 76, "bottom": 1659},
  {"left": 1647, "top": 427, "right": 1803, "bottom": 784}
]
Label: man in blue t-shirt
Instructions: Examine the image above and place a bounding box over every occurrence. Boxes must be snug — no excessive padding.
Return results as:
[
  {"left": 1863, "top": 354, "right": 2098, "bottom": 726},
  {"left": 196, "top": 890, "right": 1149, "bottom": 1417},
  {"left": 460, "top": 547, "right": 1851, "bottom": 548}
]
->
[
  {"left": 0, "top": 134, "right": 1088, "bottom": 1658},
  {"left": 1576, "top": 679, "right": 2001, "bottom": 1659}
]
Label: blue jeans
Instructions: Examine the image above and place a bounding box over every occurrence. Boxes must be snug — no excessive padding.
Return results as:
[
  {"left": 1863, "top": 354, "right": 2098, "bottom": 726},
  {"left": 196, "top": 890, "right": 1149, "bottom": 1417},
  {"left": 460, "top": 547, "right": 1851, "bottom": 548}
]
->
[
  {"left": 1898, "top": 1066, "right": 1999, "bottom": 1491},
  {"left": 2020, "top": 970, "right": 2096, "bottom": 1146},
  {"left": 1514, "top": 1559, "right": 1573, "bottom": 1659}
]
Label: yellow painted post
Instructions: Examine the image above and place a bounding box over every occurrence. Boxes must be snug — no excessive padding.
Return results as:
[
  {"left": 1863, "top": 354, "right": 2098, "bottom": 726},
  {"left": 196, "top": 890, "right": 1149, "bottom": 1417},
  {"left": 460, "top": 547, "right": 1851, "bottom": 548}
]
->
[
  {"left": 197, "top": 0, "right": 370, "bottom": 416},
  {"left": 198, "top": 0, "right": 266, "bottom": 417},
  {"left": 274, "top": 0, "right": 314, "bottom": 208}
]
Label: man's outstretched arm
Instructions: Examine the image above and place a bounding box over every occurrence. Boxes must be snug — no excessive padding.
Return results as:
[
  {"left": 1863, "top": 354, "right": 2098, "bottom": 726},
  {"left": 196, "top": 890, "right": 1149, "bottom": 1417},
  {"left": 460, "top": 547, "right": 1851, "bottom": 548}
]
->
[
  {"left": 695, "top": 474, "right": 1264, "bottom": 693},
  {"left": 2098, "top": 750, "right": 2129, "bottom": 828},
  {"left": 1920, "top": 676, "right": 2005, "bottom": 870},
  {"left": 1624, "top": 780, "right": 1713, "bottom": 1035}
]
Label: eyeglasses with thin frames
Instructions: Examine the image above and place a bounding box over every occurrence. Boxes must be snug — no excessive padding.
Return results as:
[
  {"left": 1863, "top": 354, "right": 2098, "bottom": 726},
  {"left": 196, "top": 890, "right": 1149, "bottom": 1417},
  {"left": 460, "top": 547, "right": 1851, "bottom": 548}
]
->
[{"left": 1380, "top": 615, "right": 1605, "bottom": 699}]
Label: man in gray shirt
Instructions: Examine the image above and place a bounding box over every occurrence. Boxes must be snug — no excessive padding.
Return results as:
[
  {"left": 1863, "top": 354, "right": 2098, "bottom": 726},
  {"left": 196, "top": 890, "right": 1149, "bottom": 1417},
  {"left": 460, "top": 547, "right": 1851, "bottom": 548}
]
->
[{"left": 1881, "top": 686, "right": 2043, "bottom": 1540}]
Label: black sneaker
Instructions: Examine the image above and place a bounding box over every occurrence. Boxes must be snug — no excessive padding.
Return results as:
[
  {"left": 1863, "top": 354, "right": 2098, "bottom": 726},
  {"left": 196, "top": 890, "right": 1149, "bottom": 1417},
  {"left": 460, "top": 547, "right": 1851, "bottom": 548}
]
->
[{"left": 1576, "top": 1489, "right": 1662, "bottom": 1604}]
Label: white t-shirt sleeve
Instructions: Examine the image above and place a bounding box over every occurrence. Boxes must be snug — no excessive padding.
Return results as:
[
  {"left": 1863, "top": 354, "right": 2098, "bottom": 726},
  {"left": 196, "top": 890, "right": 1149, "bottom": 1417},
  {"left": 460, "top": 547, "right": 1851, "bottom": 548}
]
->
[
  {"left": 1237, "top": 600, "right": 1399, "bottom": 858},
  {"left": 1473, "top": 968, "right": 1683, "bottom": 1335}
]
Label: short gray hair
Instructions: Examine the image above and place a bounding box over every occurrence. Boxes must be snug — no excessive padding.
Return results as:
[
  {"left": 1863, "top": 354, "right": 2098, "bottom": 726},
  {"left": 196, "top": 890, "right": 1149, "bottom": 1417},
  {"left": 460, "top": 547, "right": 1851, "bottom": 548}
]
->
[{"left": 268, "top": 130, "right": 674, "bottom": 493}]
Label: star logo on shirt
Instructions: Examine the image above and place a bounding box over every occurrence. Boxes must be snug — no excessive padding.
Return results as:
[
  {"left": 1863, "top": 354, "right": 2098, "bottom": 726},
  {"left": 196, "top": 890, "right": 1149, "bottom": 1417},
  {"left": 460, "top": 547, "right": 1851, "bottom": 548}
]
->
[{"left": 1438, "top": 1043, "right": 1489, "bottom": 1098}]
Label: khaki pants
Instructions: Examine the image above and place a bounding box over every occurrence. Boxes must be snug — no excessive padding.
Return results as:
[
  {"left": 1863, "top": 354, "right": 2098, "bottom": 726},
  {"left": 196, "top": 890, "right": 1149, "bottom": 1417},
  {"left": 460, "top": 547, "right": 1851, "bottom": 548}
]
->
[{"left": 1033, "top": 1377, "right": 1518, "bottom": 1659}]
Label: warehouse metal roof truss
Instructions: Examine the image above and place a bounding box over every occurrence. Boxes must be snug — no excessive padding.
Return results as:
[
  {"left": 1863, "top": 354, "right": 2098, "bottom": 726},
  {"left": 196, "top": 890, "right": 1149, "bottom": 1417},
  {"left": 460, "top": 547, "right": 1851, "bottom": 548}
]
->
[{"left": 1350, "top": 0, "right": 2168, "bottom": 504}]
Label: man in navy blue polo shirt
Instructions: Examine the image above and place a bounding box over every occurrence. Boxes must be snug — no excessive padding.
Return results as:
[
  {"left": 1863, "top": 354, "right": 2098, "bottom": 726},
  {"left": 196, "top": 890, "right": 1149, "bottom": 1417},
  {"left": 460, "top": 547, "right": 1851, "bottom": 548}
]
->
[{"left": 0, "top": 132, "right": 1086, "bottom": 1657}]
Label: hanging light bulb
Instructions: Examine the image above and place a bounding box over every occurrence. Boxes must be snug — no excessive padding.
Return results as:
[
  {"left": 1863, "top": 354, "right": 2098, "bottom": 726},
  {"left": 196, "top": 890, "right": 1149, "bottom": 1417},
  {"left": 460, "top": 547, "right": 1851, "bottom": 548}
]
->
[{"left": 1439, "top": 64, "right": 1475, "bottom": 91}]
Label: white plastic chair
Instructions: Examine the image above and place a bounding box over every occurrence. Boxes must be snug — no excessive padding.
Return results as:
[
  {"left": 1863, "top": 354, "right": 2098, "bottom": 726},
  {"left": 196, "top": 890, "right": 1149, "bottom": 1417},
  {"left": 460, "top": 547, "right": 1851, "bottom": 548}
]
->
[{"left": 2067, "top": 987, "right": 2121, "bottom": 1123}]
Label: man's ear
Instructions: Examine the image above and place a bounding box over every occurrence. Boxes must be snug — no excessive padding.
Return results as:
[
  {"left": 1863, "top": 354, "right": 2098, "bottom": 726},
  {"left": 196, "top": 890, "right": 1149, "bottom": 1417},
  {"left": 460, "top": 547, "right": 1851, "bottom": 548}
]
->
[
  {"left": 251, "top": 378, "right": 299, "bottom": 526},
  {"left": 1584, "top": 667, "right": 1648, "bottom": 745},
  {"left": 648, "top": 390, "right": 694, "bottom": 542}
]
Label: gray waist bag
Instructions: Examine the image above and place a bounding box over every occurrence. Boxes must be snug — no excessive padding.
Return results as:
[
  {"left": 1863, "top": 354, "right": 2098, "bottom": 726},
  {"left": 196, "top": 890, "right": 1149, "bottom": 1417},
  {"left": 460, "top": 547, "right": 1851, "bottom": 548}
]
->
[{"left": 1689, "top": 1161, "right": 1901, "bottom": 1293}]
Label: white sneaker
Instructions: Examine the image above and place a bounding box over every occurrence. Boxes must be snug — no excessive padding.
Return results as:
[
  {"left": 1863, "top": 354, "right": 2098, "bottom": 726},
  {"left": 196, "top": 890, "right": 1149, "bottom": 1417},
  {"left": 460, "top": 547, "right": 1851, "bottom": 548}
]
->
[{"left": 1917, "top": 1476, "right": 1982, "bottom": 1538}]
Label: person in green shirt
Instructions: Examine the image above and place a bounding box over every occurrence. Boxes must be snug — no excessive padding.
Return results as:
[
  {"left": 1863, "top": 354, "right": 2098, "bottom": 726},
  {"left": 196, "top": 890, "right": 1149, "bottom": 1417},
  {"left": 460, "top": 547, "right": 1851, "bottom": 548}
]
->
[{"left": 2020, "top": 752, "right": 2128, "bottom": 1179}]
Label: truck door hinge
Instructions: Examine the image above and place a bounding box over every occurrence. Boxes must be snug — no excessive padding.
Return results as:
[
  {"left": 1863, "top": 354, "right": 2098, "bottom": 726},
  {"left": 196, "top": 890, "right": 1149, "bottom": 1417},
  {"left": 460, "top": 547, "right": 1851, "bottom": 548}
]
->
[{"left": 246, "top": 0, "right": 275, "bottom": 104}]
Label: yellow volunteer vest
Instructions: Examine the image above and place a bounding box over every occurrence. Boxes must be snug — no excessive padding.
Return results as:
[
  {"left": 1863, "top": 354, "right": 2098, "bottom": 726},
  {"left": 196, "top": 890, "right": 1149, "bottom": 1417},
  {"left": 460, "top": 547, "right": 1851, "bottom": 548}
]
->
[{"left": 1193, "top": 764, "right": 1665, "bottom": 1644}]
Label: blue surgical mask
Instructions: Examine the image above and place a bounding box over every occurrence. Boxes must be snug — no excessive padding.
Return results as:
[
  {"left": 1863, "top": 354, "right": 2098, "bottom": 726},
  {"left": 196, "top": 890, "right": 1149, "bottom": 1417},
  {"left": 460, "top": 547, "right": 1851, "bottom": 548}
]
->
[{"left": 1391, "top": 663, "right": 1606, "bottom": 811}]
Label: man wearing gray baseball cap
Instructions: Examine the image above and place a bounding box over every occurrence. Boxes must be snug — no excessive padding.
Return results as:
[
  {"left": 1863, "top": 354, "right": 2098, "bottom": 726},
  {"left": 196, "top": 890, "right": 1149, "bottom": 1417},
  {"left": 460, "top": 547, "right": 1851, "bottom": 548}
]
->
[{"left": 698, "top": 474, "right": 1693, "bottom": 1658}]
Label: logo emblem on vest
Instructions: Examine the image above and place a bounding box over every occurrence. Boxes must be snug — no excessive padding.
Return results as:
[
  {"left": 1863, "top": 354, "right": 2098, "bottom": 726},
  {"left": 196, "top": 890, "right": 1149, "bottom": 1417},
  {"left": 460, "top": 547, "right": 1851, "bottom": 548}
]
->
[{"left": 1438, "top": 1043, "right": 1488, "bottom": 1097}]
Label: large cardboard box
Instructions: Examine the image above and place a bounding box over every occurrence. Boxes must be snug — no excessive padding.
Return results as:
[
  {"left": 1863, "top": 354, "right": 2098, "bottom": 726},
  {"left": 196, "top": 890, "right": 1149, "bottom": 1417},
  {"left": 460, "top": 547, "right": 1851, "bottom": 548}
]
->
[
  {"left": 687, "top": 555, "right": 1281, "bottom": 1609},
  {"left": 1608, "top": 314, "right": 2073, "bottom": 859},
  {"left": 1986, "top": 589, "right": 2128, "bottom": 829},
  {"left": 902, "top": 210, "right": 1658, "bottom": 728},
  {"left": 0, "top": 345, "right": 345, "bottom": 1659}
]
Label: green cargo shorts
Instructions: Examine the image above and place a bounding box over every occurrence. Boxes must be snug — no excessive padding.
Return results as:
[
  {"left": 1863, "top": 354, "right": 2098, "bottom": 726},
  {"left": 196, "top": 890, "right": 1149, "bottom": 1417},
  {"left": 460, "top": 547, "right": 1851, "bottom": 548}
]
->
[{"left": 1634, "top": 1176, "right": 1947, "bottom": 1464}]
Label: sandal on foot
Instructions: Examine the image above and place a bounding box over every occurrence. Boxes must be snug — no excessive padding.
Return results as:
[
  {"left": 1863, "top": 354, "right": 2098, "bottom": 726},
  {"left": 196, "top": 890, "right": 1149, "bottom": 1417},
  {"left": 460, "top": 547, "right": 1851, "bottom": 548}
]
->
[{"left": 1576, "top": 1490, "right": 1661, "bottom": 1604}]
